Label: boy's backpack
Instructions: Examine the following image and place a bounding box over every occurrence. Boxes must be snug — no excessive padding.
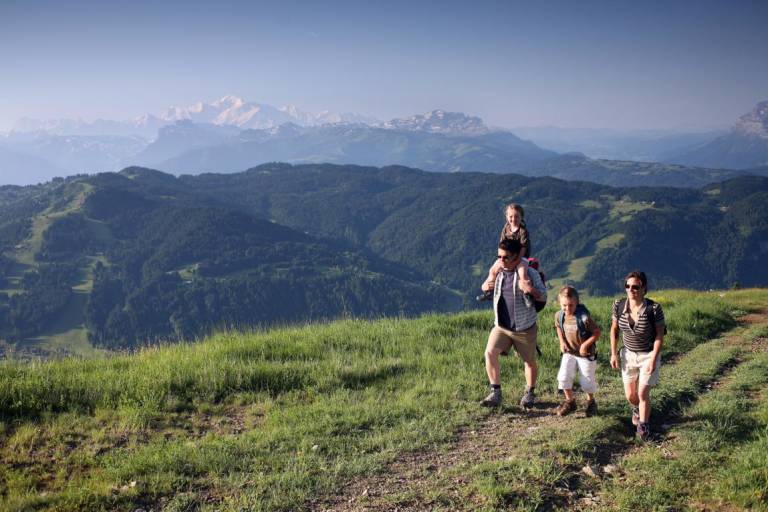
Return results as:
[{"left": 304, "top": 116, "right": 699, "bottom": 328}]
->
[
  {"left": 527, "top": 258, "right": 547, "bottom": 312},
  {"left": 616, "top": 298, "right": 668, "bottom": 336},
  {"left": 558, "top": 303, "right": 593, "bottom": 342},
  {"left": 558, "top": 303, "right": 596, "bottom": 359}
]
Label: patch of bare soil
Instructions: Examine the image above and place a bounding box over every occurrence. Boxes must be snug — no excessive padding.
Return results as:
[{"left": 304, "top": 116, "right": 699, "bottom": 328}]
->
[
  {"left": 749, "top": 337, "right": 768, "bottom": 353},
  {"left": 738, "top": 307, "right": 768, "bottom": 325},
  {"left": 314, "top": 398, "right": 585, "bottom": 511}
]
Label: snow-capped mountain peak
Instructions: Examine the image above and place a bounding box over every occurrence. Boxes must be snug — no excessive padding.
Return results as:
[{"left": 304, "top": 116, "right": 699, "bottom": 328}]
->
[
  {"left": 734, "top": 100, "right": 768, "bottom": 139},
  {"left": 380, "top": 110, "right": 490, "bottom": 135}
]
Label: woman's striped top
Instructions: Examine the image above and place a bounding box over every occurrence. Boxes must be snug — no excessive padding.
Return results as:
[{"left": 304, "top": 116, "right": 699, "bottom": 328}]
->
[{"left": 612, "top": 298, "right": 665, "bottom": 352}]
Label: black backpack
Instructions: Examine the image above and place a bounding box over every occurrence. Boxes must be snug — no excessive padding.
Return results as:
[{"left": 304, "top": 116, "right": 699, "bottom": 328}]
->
[{"left": 528, "top": 258, "right": 547, "bottom": 312}]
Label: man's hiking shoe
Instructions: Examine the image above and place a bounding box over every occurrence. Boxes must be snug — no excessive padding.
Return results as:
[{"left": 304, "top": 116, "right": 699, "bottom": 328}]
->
[
  {"left": 476, "top": 290, "right": 493, "bottom": 302},
  {"left": 523, "top": 292, "right": 534, "bottom": 308},
  {"left": 480, "top": 389, "right": 502, "bottom": 407},
  {"left": 556, "top": 398, "right": 576, "bottom": 416},
  {"left": 631, "top": 406, "right": 640, "bottom": 426},
  {"left": 584, "top": 398, "right": 598, "bottom": 417},
  {"left": 519, "top": 388, "right": 536, "bottom": 408},
  {"left": 636, "top": 421, "right": 651, "bottom": 441}
]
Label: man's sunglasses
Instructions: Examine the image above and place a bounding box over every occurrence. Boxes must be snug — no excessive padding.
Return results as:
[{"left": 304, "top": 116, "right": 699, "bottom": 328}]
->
[
  {"left": 497, "top": 254, "right": 516, "bottom": 261},
  {"left": 625, "top": 284, "right": 642, "bottom": 291}
]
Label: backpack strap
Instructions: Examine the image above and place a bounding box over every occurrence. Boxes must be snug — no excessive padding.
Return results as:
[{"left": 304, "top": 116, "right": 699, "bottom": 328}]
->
[
  {"left": 559, "top": 305, "right": 592, "bottom": 341},
  {"left": 645, "top": 298, "right": 668, "bottom": 335},
  {"left": 617, "top": 298, "right": 627, "bottom": 318},
  {"left": 575, "top": 304, "right": 591, "bottom": 341}
]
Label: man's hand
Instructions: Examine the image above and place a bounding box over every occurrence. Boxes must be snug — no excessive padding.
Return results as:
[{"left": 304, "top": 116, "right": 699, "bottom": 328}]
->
[
  {"left": 645, "top": 357, "right": 657, "bottom": 374},
  {"left": 610, "top": 353, "right": 619, "bottom": 370},
  {"left": 482, "top": 279, "right": 494, "bottom": 292}
]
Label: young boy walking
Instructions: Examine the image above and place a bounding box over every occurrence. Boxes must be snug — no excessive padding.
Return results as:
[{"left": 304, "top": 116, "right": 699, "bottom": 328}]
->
[{"left": 554, "top": 286, "right": 601, "bottom": 417}]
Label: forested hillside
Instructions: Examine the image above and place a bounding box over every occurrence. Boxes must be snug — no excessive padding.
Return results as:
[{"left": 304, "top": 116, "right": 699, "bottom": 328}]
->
[{"left": 1, "top": 164, "right": 767, "bottom": 353}]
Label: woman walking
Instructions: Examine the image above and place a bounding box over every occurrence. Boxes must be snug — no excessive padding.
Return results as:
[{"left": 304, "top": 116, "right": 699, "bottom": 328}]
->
[{"left": 610, "top": 271, "right": 666, "bottom": 441}]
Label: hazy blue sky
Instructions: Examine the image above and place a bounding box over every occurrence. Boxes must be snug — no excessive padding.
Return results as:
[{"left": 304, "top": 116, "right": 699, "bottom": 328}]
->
[{"left": 1, "top": 0, "right": 767, "bottom": 131}]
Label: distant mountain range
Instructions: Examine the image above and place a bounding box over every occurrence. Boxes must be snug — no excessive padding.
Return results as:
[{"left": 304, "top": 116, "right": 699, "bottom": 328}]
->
[
  {"left": 2, "top": 97, "right": 768, "bottom": 187},
  {"left": 666, "top": 101, "right": 768, "bottom": 169},
  {"left": 510, "top": 126, "right": 726, "bottom": 162},
  {"left": 11, "top": 96, "right": 379, "bottom": 138},
  {"left": 2, "top": 164, "right": 767, "bottom": 356}
]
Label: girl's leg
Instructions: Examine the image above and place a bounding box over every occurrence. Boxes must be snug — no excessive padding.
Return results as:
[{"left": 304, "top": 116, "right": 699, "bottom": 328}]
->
[
  {"left": 516, "top": 257, "right": 531, "bottom": 284},
  {"left": 483, "top": 258, "right": 503, "bottom": 291}
]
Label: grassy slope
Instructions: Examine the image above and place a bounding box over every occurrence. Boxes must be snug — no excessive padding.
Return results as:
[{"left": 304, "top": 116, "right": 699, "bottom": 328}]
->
[
  {"left": 0, "top": 289, "right": 765, "bottom": 511},
  {"left": 1, "top": 183, "right": 108, "bottom": 357}
]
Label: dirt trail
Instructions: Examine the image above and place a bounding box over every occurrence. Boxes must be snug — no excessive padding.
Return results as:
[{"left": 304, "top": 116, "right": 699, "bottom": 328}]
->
[
  {"left": 316, "top": 400, "right": 572, "bottom": 511},
  {"left": 315, "top": 309, "right": 768, "bottom": 512}
]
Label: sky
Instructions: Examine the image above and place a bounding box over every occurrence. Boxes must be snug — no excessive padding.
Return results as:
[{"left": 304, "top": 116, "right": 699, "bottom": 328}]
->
[{"left": 1, "top": 0, "right": 767, "bottom": 132}]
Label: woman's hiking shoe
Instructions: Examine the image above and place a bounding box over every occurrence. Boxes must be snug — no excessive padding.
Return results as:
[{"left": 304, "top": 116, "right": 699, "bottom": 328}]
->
[
  {"left": 636, "top": 421, "right": 651, "bottom": 441},
  {"left": 476, "top": 290, "right": 493, "bottom": 302},
  {"left": 480, "top": 389, "right": 502, "bottom": 407},
  {"left": 520, "top": 387, "right": 536, "bottom": 408},
  {"left": 556, "top": 398, "right": 576, "bottom": 416},
  {"left": 584, "top": 398, "right": 598, "bottom": 417},
  {"left": 631, "top": 406, "right": 640, "bottom": 426}
]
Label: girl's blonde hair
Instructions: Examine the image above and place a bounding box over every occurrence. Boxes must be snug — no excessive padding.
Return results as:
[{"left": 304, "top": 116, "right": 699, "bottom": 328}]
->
[
  {"left": 505, "top": 203, "right": 526, "bottom": 227},
  {"left": 558, "top": 285, "right": 580, "bottom": 302},
  {"left": 505, "top": 203, "right": 524, "bottom": 218}
]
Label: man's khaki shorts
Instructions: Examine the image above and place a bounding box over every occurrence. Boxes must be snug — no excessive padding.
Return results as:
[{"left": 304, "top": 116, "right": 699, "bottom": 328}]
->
[
  {"left": 486, "top": 324, "right": 538, "bottom": 364},
  {"left": 620, "top": 347, "right": 661, "bottom": 387}
]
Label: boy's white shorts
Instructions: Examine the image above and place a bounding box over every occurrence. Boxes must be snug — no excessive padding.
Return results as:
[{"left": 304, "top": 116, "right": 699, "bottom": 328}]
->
[{"left": 557, "top": 352, "right": 598, "bottom": 394}]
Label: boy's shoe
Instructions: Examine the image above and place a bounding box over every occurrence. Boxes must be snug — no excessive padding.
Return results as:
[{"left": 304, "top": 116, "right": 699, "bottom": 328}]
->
[
  {"left": 631, "top": 406, "right": 640, "bottom": 426},
  {"left": 480, "top": 389, "right": 502, "bottom": 407},
  {"left": 556, "top": 398, "right": 576, "bottom": 416},
  {"left": 523, "top": 292, "right": 534, "bottom": 308},
  {"left": 585, "top": 398, "right": 598, "bottom": 417},
  {"left": 476, "top": 290, "right": 493, "bottom": 302},
  {"left": 520, "top": 387, "right": 536, "bottom": 408},
  {"left": 636, "top": 421, "right": 651, "bottom": 441}
]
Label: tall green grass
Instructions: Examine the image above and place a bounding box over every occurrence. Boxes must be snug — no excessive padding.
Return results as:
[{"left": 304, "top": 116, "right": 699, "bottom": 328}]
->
[{"left": 0, "top": 289, "right": 760, "bottom": 511}]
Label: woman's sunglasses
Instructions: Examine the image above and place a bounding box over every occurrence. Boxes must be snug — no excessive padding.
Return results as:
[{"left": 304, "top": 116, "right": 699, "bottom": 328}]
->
[{"left": 625, "top": 284, "right": 642, "bottom": 291}]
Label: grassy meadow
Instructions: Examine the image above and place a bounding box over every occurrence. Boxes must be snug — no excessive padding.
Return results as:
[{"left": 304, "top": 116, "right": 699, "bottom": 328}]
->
[{"left": 0, "top": 289, "right": 766, "bottom": 511}]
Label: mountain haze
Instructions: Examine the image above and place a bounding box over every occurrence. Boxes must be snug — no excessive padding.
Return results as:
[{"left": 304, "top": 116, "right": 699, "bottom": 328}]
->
[{"left": 5, "top": 97, "right": 768, "bottom": 188}]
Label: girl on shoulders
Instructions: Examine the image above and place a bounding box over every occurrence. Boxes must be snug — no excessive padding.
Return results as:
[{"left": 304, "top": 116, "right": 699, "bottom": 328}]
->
[{"left": 481, "top": 203, "right": 534, "bottom": 306}]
